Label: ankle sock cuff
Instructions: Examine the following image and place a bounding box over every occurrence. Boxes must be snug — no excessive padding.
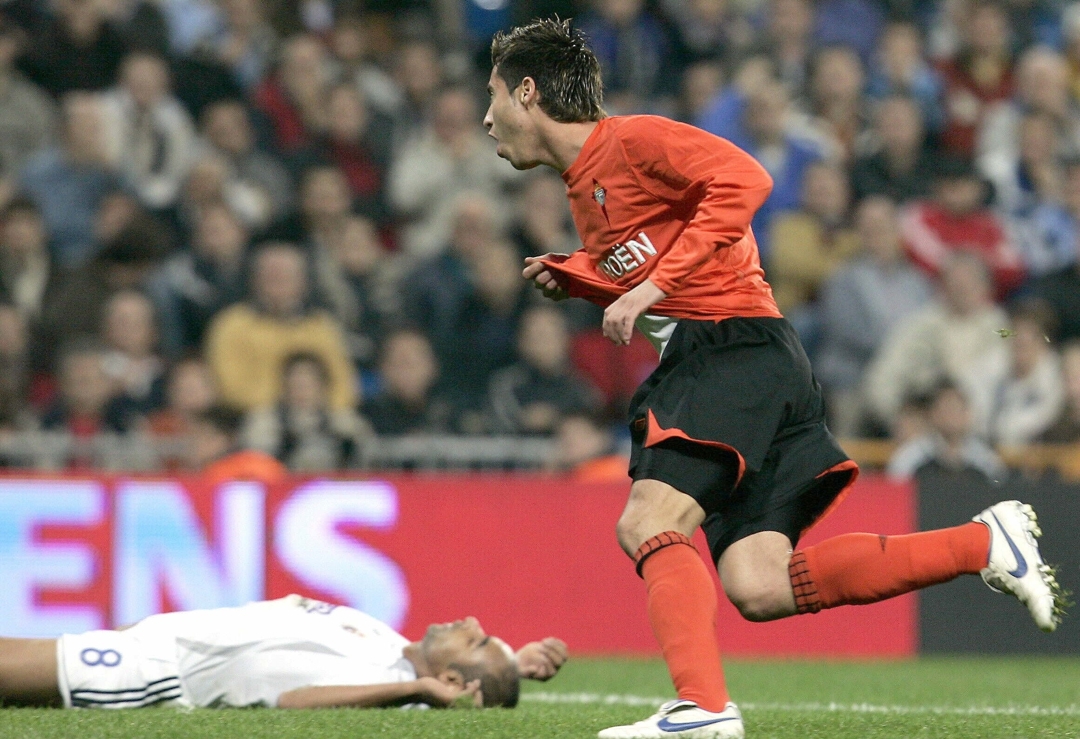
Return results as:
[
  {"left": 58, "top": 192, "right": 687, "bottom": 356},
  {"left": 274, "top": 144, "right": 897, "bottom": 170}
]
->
[{"left": 789, "top": 550, "right": 821, "bottom": 614}]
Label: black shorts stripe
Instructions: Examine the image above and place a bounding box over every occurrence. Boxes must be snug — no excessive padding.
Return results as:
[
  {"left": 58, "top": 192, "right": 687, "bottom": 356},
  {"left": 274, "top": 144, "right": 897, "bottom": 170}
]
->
[
  {"left": 72, "top": 690, "right": 183, "bottom": 708},
  {"left": 71, "top": 675, "right": 180, "bottom": 695},
  {"left": 71, "top": 681, "right": 182, "bottom": 705}
]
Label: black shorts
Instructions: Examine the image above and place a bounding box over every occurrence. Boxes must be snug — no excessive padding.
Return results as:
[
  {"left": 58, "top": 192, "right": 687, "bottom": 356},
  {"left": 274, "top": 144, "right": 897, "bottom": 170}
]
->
[{"left": 628, "top": 316, "right": 858, "bottom": 563}]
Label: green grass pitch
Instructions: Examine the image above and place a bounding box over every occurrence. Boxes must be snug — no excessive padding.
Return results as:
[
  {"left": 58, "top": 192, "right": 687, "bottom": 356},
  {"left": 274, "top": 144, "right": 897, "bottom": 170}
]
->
[{"left": 2, "top": 657, "right": 1078, "bottom": 738}]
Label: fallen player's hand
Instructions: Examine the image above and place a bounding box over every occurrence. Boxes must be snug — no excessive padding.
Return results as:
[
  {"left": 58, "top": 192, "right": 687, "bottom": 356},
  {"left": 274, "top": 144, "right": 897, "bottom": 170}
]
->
[
  {"left": 516, "top": 637, "right": 569, "bottom": 681},
  {"left": 602, "top": 279, "right": 666, "bottom": 345},
  {"left": 417, "top": 676, "right": 483, "bottom": 708},
  {"left": 523, "top": 255, "right": 569, "bottom": 301}
]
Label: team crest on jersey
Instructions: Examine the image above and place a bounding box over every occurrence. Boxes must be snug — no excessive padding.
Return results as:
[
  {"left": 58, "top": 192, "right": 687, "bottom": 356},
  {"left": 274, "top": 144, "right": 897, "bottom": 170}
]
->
[{"left": 592, "top": 180, "right": 610, "bottom": 224}]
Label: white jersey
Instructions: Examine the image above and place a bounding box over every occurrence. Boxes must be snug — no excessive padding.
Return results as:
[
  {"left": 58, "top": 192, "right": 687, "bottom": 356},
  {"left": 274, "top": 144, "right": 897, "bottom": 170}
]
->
[{"left": 59, "top": 596, "right": 415, "bottom": 709}]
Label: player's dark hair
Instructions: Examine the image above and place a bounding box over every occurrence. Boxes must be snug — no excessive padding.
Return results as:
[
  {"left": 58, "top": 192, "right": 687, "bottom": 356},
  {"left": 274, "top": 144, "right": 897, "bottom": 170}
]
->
[
  {"left": 491, "top": 18, "right": 604, "bottom": 124},
  {"left": 451, "top": 659, "right": 520, "bottom": 708}
]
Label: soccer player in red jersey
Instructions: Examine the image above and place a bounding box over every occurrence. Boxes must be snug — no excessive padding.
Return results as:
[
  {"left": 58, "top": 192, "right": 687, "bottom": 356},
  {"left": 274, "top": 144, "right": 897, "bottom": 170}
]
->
[{"left": 484, "top": 19, "right": 1066, "bottom": 739}]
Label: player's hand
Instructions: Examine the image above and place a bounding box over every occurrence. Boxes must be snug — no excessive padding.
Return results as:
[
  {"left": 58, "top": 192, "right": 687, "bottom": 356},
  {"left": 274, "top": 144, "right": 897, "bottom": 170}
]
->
[
  {"left": 516, "top": 637, "right": 569, "bottom": 681},
  {"left": 602, "top": 279, "right": 666, "bottom": 345},
  {"left": 523, "top": 255, "right": 568, "bottom": 301},
  {"left": 417, "top": 676, "right": 483, "bottom": 708}
]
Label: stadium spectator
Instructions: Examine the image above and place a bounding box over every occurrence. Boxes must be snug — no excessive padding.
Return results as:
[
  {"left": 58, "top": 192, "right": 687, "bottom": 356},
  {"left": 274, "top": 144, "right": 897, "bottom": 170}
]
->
[
  {"left": 390, "top": 39, "right": 443, "bottom": 149},
  {"left": 1002, "top": 122, "right": 1078, "bottom": 279},
  {"left": 265, "top": 164, "right": 351, "bottom": 249},
  {"left": 146, "top": 355, "right": 218, "bottom": 442},
  {"left": 0, "top": 197, "right": 53, "bottom": 321},
  {"left": 865, "top": 22, "right": 945, "bottom": 135},
  {"left": 863, "top": 252, "right": 1008, "bottom": 431},
  {"left": 310, "top": 83, "right": 391, "bottom": 225},
  {"left": 327, "top": 14, "right": 400, "bottom": 121},
  {"left": 983, "top": 109, "right": 1065, "bottom": 222},
  {"left": 246, "top": 352, "right": 367, "bottom": 470},
  {"left": 699, "top": 79, "right": 823, "bottom": 262},
  {"left": 194, "top": 0, "right": 278, "bottom": 92},
  {"left": 577, "top": 0, "right": 675, "bottom": 112},
  {"left": 400, "top": 193, "right": 499, "bottom": 363},
  {"left": 849, "top": 95, "right": 936, "bottom": 204},
  {"left": 363, "top": 328, "right": 456, "bottom": 436},
  {"left": 0, "top": 303, "right": 30, "bottom": 432},
  {"left": 979, "top": 48, "right": 1080, "bottom": 208},
  {"left": 187, "top": 402, "right": 288, "bottom": 485},
  {"left": 253, "top": 34, "right": 332, "bottom": 154},
  {"left": 36, "top": 212, "right": 171, "bottom": 375},
  {"left": 815, "top": 196, "right": 933, "bottom": 436},
  {"left": 1040, "top": 340, "right": 1080, "bottom": 443},
  {"left": 155, "top": 202, "right": 249, "bottom": 358},
  {"left": 887, "top": 380, "right": 1006, "bottom": 482},
  {"left": 662, "top": 0, "right": 748, "bottom": 71},
  {"left": 100, "top": 289, "right": 166, "bottom": 418},
  {"left": 899, "top": 155, "right": 1025, "bottom": 299},
  {"left": 19, "top": 92, "right": 122, "bottom": 268},
  {"left": 1026, "top": 163, "right": 1080, "bottom": 342},
  {"left": 964, "top": 300, "right": 1064, "bottom": 446},
  {"left": 768, "top": 161, "right": 859, "bottom": 315},
  {"left": 100, "top": 0, "right": 170, "bottom": 56},
  {"left": 197, "top": 98, "right": 293, "bottom": 228},
  {"left": 508, "top": 172, "right": 579, "bottom": 260},
  {"left": 749, "top": 0, "right": 815, "bottom": 98},
  {"left": 547, "top": 410, "right": 627, "bottom": 481},
  {"left": 204, "top": 241, "right": 357, "bottom": 412},
  {"left": 488, "top": 305, "right": 600, "bottom": 436},
  {"left": 100, "top": 52, "right": 197, "bottom": 210},
  {"left": 18, "top": 0, "right": 128, "bottom": 97},
  {"left": 309, "top": 214, "right": 393, "bottom": 370},
  {"left": 41, "top": 339, "right": 135, "bottom": 449},
  {"left": 812, "top": 0, "right": 884, "bottom": 64},
  {"left": 676, "top": 59, "right": 724, "bottom": 125},
  {"left": 805, "top": 45, "right": 867, "bottom": 162},
  {"left": 389, "top": 87, "right": 521, "bottom": 259},
  {"left": 0, "top": 15, "right": 56, "bottom": 194},
  {"left": 937, "top": 0, "right": 1015, "bottom": 156}
]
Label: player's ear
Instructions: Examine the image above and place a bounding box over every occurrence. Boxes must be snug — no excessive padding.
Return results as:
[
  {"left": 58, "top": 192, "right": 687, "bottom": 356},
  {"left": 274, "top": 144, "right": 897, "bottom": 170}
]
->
[
  {"left": 436, "top": 668, "right": 465, "bottom": 688},
  {"left": 519, "top": 77, "right": 537, "bottom": 106}
]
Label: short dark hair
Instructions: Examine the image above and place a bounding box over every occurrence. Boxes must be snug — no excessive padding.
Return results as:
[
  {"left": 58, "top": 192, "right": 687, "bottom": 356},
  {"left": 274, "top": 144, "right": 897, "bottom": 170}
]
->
[
  {"left": 491, "top": 18, "right": 604, "bottom": 124},
  {"left": 451, "top": 659, "right": 520, "bottom": 708},
  {"left": 282, "top": 351, "right": 330, "bottom": 384},
  {"left": 196, "top": 404, "right": 246, "bottom": 437}
]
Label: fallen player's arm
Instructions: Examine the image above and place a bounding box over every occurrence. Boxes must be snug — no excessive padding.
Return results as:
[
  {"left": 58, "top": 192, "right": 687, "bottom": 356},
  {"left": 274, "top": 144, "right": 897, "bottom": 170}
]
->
[
  {"left": 277, "top": 677, "right": 481, "bottom": 709},
  {"left": 516, "top": 637, "right": 569, "bottom": 681}
]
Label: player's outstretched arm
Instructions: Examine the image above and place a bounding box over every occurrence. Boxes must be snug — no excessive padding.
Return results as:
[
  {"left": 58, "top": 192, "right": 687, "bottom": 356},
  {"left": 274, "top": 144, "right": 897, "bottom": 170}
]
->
[
  {"left": 277, "top": 677, "right": 482, "bottom": 709},
  {"left": 515, "top": 637, "right": 569, "bottom": 681},
  {"left": 0, "top": 637, "right": 62, "bottom": 707}
]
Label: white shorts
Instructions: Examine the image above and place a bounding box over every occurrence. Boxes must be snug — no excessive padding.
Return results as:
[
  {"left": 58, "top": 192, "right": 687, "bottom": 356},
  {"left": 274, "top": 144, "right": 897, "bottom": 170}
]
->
[{"left": 57, "top": 620, "right": 190, "bottom": 709}]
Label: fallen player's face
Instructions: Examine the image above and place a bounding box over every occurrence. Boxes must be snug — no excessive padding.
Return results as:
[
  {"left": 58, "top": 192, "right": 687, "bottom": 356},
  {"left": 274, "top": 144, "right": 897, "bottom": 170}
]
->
[{"left": 421, "top": 617, "right": 514, "bottom": 673}]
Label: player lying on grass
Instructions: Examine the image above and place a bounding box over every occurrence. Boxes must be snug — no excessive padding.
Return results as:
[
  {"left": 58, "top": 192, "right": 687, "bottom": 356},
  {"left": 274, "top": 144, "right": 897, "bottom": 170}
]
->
[{"left": 0, "top": 595, "right": 568, "bottom": 710}]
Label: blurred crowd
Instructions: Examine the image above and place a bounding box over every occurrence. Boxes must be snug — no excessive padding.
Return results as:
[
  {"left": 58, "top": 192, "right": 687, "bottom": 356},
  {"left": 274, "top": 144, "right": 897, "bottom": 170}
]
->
[{"left": 2, "top": 0, "right": 1080, "bottom": 478}]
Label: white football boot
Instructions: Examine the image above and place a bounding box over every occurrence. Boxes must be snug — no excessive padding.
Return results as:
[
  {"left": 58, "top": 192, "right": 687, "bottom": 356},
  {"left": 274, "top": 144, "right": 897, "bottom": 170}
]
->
[
  {"left": 598, "top": 700, "right": 744, "bottom": 739},
  {"left": 972, "top": 500, "right": 1068, "bottom": 633}
]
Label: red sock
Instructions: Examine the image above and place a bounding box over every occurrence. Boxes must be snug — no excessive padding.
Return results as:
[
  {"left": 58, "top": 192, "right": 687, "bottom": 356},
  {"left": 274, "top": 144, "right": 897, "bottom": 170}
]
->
[
  {"left": 789, "top": 522, "right": 990, "bottom": 613},
  {"left": 635, "top": 532, "right": 728, "bottom": 712}
]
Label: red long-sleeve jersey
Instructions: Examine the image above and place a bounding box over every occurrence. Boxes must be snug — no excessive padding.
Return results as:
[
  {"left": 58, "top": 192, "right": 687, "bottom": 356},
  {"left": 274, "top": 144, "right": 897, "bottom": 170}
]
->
[{"left": 541, "top": 115, "right": 781, "bottom": 321}]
